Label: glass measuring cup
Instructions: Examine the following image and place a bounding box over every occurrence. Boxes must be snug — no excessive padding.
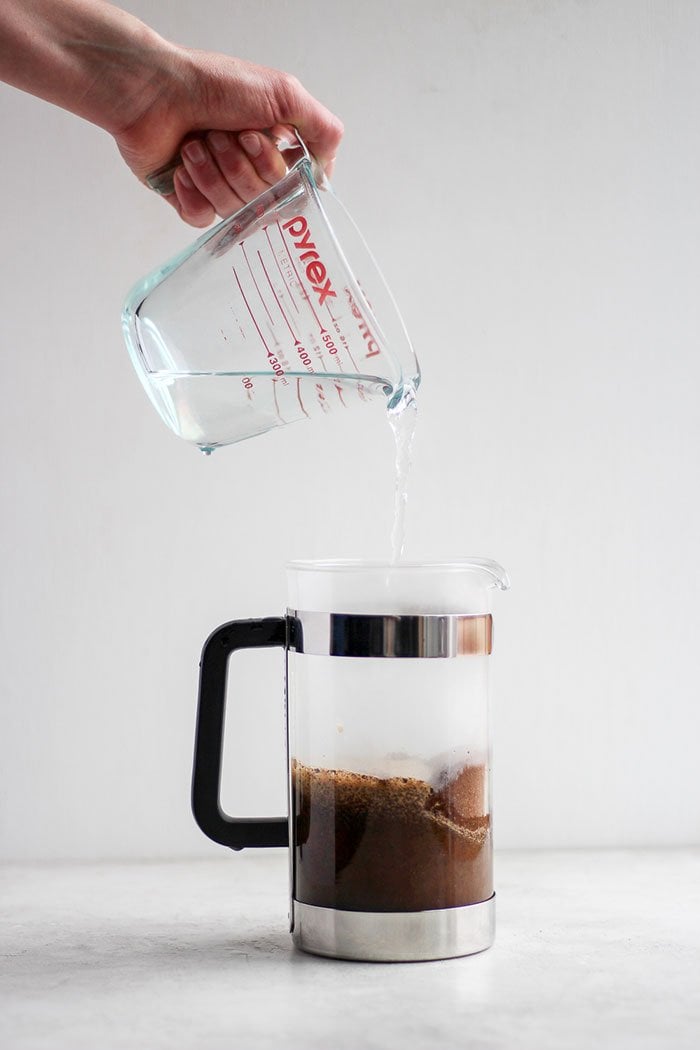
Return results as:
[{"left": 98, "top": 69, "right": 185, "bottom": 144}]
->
[
  {"left": 122, "top": 133, "right": 420, "bottom": 453},
  {"left": 192, "top": 559, "right": 509, "bottom": 962}
]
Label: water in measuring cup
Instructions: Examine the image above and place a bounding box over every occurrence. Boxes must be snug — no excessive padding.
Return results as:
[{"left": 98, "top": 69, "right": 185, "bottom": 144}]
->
[
  {"left": 147, "top": 369, "right": 391, "bottom": 453},
  {"left": 388, "top": 381, "right": 418, "bottom": 563}
]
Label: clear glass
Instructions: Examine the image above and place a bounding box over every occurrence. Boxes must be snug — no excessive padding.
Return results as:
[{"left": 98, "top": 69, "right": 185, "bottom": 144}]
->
[
  {"left": 122, "top": 139, "right": 420, "bottom": 453},
  {"left": 287, "top": 560, "right": 509, "bottom": 914}
]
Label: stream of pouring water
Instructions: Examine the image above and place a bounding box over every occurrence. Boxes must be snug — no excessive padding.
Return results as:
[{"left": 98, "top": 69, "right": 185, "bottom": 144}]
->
[{"left": 388, "top": 383, "right": 418, "bottom": 563}]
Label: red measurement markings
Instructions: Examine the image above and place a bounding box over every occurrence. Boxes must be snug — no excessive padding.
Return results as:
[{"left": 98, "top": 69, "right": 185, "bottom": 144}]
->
[
  {"left": 296, "top": 378, "right": 310, "bottom": 419},
  {"left": 272, "top": 377, "right": 285, "bottom": 425},
  {"left": 241, "top": 243, "right": 274, "bottom": 326},
  {"left": 326, "top": 302, "right": 361, "bottom": 372},
  {"left": 264, "top": 226, "right": 299, "bottom": 314},
  {"left": 335, "top": 382, "right": 346, "bottom": 408},
  {"left": 232, "top": 265, "right": 274, "bottom": 357},
  {"left": 258, "top": 250, "right": 299, "bottom": 345},
  {"left": 344, "top": 347, "right": 358, "bottom": 371},
  {"left": 277, "top": 221, "right": 326, "bottom": 333}
]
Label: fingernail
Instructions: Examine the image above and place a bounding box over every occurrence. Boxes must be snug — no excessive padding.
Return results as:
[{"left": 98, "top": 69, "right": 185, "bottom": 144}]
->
[
  {"left": 208, "top": 131, "right": 230, "bottom": 153},
  {"left": 183, "top": 140, "right": 207, "bottom": 165},
  {"left": 177, "top": 168, "right": 194, "bottom": 190},
  {"left": 239, "top": 132, "right": 262, "bottom": 158}
]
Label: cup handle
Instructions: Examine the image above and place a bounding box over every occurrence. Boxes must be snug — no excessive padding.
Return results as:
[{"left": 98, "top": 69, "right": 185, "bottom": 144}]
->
[
  {"left": 192, "top": 617, "right": 289, "bottom": 850},
  {"left": 146, "top": 127, "right": 316, "bottom": 197}
]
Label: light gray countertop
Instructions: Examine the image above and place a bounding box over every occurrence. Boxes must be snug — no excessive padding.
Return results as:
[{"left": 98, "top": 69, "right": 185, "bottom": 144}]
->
[{"left": 2, "top": 849, "right": 699, "bottom": 1049}]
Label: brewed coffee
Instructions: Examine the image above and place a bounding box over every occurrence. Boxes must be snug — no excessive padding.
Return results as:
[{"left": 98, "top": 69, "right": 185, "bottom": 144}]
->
[{"left": 292, "top": 759, "right": 492, "bottom": 912}]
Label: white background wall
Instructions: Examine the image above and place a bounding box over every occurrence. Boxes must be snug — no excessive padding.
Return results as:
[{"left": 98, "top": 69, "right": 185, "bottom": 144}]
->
[{"left": 1, "top": 0, "right": 699, "bottom": 861}]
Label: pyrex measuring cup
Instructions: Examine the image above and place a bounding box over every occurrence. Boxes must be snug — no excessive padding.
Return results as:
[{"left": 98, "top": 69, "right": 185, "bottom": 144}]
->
[
  {"left": 192, "top": 559, "right": 509, "bottom": 962},
  {"left": 122, "top": 132, "right": 420, "bottom": 453}
]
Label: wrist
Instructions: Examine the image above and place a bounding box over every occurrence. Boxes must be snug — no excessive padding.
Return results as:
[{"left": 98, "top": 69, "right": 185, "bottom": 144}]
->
[
  {"left": 0, "top": 1, "right": 186, "bottom": 137},
  {"left": 64, "top": 18, "right": 180, "bottom": 137}
]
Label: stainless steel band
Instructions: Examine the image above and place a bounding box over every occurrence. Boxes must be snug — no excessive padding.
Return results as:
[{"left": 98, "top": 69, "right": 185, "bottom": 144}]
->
[
  {"left": 288, "top": 611, "right": 493, "bottom": 658},
  {"left": 291, "top": 896, "right": 495, "bottom": 961}
]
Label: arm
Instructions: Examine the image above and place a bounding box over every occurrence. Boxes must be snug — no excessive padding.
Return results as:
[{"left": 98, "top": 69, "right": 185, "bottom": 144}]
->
[
  {"left": 0, "top": 0, "right": 343, "bottom": 226},
  {"left": 0, "top": 0, "right": 170, "bottom": 135}
]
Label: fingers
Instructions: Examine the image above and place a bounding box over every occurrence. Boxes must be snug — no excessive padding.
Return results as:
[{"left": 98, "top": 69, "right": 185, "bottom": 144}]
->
[
  {"left": 235, "top": 131, "right": 288, "bottom": 185},
  {"left": 172, "top": 130, "right": 289, "bottom": 225},
  {"left": 271, "top": 73, "right": 343, "bottom": 175},
  {"left": 172, "top": 167, "right": 215, "bottom": 227},
  {"left": 181, "top": 136, "right": 243, "bottom": 219}
]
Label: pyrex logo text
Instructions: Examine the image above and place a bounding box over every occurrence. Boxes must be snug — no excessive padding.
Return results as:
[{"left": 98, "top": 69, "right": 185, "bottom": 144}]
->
[{"left": 281, "top": 216, "right": 337, "bottom": 306}]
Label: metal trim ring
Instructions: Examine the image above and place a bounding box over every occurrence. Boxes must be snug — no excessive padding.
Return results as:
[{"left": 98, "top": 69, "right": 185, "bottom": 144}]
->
[
  {"left": 291, "top": 895, "right": 495, "bottom": 962},
  {"left": 288, "top": 611, "right": 492, "bottom": 658}
]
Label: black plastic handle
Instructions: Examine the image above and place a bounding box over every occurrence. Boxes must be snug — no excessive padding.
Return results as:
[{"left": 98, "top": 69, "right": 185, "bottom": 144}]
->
[{"left": 192, "top": 617, "right": 289, "bottom": 850}]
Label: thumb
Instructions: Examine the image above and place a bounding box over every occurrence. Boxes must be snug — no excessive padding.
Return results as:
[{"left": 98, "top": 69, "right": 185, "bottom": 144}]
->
[{"left": 269, "top": 72, "right": 343, "bottom": 173}]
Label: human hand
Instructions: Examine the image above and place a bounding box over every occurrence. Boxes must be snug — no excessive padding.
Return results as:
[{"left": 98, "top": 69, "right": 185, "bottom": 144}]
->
[
  {"left": 115, "top": 47, "right": 343, "bottom": 227},
  {"left": 0, "top": 2, "right": 342, "bottom": 227}
]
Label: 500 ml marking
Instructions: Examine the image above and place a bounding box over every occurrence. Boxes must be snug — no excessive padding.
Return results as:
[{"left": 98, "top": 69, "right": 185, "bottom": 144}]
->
[{"left": 322, "top": 332, "right": 338, "bottom": 356}]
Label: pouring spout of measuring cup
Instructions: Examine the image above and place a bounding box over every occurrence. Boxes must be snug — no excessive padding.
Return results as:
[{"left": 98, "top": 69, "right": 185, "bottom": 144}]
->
[{"left": 124, "top": 130, "right": 419, "bottom": 452}]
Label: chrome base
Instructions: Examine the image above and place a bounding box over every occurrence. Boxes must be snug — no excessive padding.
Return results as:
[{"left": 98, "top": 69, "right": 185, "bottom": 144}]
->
[{"left": 291, "top": 895, "right": 495, "bottom": 962}]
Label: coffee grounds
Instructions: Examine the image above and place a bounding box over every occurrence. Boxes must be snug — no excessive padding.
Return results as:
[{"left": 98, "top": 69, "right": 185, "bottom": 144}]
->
[{"left": 292, "top": 759, "right": 492, "bottom": 912}]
